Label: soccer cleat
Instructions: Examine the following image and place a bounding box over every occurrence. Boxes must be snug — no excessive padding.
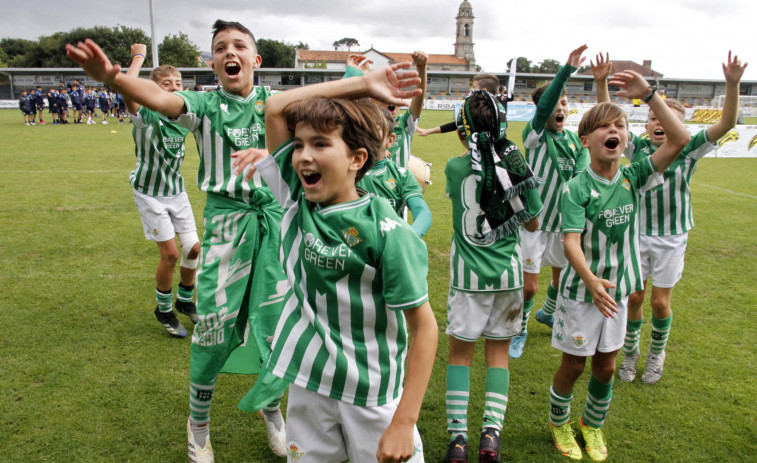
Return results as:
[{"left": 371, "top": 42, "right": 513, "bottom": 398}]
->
[
  {"left": 154, "top": 306, "right": 188, "bottom": 338},
  {"left": 102, "top": 120, "right": 108, "bottom": 124},
  {"left": 642, "top": 350, "right": 666, "bottom": 385},
  {"left": 509, "top": 332, "right": 527, "bottom": 359},
  {"left": 443, "top": 434, "right": 468, "bottom": 463},
  {"left": 479, "top": 427, "right": 501, "bottom": 463},
  {"left": 176, "top": 300, "right": 199, "bottom": 324},
  {"left": 187, "top": 418, "right": 214, "bottom": 463},
  {"left": 579, "top": 418, "right": 608, "bottom": 461},
  {"left": 535, "top": 308, "right": 554, "bottom": 328},
  {"left": 550, "top": 422, "right": 582, "bottom": 460},
  {"left": 618, "top": 350, "right": 641, "bottom": 382},
  {"left": 258, "top": 409, "right": 287, "bottom": 457}
]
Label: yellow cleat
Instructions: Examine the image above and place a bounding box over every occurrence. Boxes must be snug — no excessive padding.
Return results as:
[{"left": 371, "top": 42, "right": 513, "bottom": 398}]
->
[
  {"left": 579, "top": 418, "right": 608, "bottom": 461},
  {"left": 550, "top": 421, "right": 582, "bottom": 460}
]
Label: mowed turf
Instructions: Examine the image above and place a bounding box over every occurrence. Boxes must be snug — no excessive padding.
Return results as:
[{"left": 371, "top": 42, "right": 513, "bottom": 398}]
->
[{"left": 1, "top": 108, "right": 755, "bottom": 462}]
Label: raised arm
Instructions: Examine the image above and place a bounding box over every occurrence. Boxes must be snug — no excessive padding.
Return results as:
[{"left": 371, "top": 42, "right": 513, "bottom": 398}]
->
[
  {"left": 123, "top": 43, "right": 146, "bottom": 115},
  {"left": 66, "top": 39, "right": 185, "bottom": 119},
  {"left": 563, "top": 233, "right": 618, "bottom": 317},
  {"left": 409, "top": 51, "right": 428, "bottom": 120},
  {"left": 532, "top": 45, "right": 587, "bottom": 132},
  {"left": 610, "top": 70, "right": 690, "bottom": 172},
  {"left": 591, "top": 52, "right": 612, "bottom": 104},
  {"left": 707, "top": 51, "right": 748, "bottom": 141},
  {"left": 376, "top": 300, "right": 437, "bottom": 462}
]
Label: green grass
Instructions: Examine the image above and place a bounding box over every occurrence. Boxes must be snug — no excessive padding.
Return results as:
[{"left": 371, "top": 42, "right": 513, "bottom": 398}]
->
[{"left": 1, "top": 109, "right": 756, "bottom": 462}]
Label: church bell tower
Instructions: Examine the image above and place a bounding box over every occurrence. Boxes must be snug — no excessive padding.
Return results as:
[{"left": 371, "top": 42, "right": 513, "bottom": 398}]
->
[{"left": 454, "top": 1, "right": 476, "bottom": 70}]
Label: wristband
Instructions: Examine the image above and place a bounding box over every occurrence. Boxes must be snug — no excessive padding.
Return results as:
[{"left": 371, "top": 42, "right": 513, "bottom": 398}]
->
[
  {"left": 132, "top": 53, "right": 146, "bottom": 59},
  {"left": 643, "top": 85, "right": 657, "bottom": 103}
]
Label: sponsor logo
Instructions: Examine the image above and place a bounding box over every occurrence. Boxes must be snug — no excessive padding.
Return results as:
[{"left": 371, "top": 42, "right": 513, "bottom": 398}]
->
[
  {"left": 691, "top": 109, "right": 722, "bottom": 123},
  {"left": 379, "top": 217, "right": 402, "bottom": 236},
  {"left": 385, "top": 178, "right": 397, "bottom": 190},
  {"left": 749, "top": 134, "right": 757, "bottom": 151},
  {"left": 717, "top": 130, "right": 739, "bottom": 147},
  {"left": 302, "top": 229, "right": 353, "bottom": 270},
  {"left": 573, "top": 335, "right": 586, "bottom": 347},
  {"left": 556, "top": 332, "right": 564, "bottom": 341},
  {"left": 226, "top": 123, "right": 264, "bottom": 147},
  {"left": 287, "top": 442, "right": 304, "bottom": 462},
  {"left": 342, "top": 227, "right": 364, "bottom": 248},
  {"left": 590, "top": 189, "right": 601, "bottom": 198},
  {"left": 219, "top": 103, "right": 229, "bottom": 115},
  {"left": 304, "top": 232, "right": 315, "bottom": 247}
]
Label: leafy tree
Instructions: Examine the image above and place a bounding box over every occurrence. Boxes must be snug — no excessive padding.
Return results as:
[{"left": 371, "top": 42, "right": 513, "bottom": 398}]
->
[
  {"left": 0, "top": 38, "right": 36, "bottom": 61},
  {"left": 65, "top": 26, "right": 151, "bottom": 66},
  {"left": 533, "top": 59, "right": 561, "bottom": 74},
  {"left": 257, "top": 38, "right": 295, "bottom": 68},
  {"left": 293, "top": 41, "right": 309, "bottom": 50},
  {"left": 159, "top": 32, "right": 201, "bottom": 67},
  {"left": 577, "top": 64, "right": 591, "bottom": 74},
  {"left": 508, "top": 57, "right": 532, "bottom": 73},
  {"left": 332, "top": 38, "right": 359, "bottom": 51}
]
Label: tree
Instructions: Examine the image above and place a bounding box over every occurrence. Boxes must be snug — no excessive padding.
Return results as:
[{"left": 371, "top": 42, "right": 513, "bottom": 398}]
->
[
  {"left": 533, "top": 59, "right": 561, "bottom": 74},
  {"left": 257, "top": 38, "right": 295, "bottom": 68},
  {"left": 0, "top": 38, "right": 36, "bottom": 61},
  {"left": 332, "top": 38, "right": 359, "bottom": 51},
  {"left": 508, "top": 57, "right": 532, "bottom": 73},
  {"left": 159, "top": 32, "right": 201, "bottom": 67}
]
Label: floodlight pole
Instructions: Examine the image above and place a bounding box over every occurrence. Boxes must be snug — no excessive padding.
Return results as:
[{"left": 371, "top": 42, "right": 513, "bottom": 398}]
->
[{"left": 149, "top": 0, "right": 159, "bottom": 67}]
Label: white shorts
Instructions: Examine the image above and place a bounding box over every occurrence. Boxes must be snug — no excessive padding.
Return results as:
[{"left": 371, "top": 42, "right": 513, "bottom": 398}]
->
[
  {"left": 551, "top": 294, "right": 628, "bottom": 356},
  {"left": 639, "top": 233, "right": 688, "bottom": 288},
  {"left": 521, "top": 229, "right": 567, "bottom": 273},
  {"left": 132, "top": 189, "right": 196, "bottom": 242},
  {"left": 285, "top": 384, "right": 424, "bottom": 463},
  {"left": 446, "top": 288, "right": 523, "bottom": 341}
]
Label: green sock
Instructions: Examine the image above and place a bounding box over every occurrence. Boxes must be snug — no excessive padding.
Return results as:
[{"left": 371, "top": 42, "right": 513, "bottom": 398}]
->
[
  {"left": 623, "top": 318, "right": 644, "bottom": 355},
  {"left": 521, "top": 298, "right": 535, "bottom": 335},
  {"left": 177, "top": 283, "right": 194, "bottom": 304},
  {"left": 549, "top": 386, "right": 572, "bottom": 426},
  {"left": 542, "top": 284, "right": 558, "bottom": 315},
  {"left": 446, "top": 365, "right": 470, "bottom": 441},
  {"left": 650, "top": 314, "right": 673, "bottom": 354},
  {"left": 582, "top": 375, "right": 613, "bottom": 428},
  {"left": 156, "top": 288, "right": 173, "bottom": 313},
  {"left": 189, "top": 378, "right": 217, "bottom": 423},
  {"left": 482, "top": 368, "right": 509, "bottom": 432}
]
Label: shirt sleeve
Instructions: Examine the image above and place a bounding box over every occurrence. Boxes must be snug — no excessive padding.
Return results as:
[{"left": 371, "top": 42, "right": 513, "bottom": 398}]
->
[
  {"left": 560, "top": 178, "right": 586, "bottom": 234},
  {"left": 380, "top": 211, "right": 429, "bottom": 310},
  {"left": 174, "top": 90, "right": 203, "bottom": 131},
  {"left": 531, "top": 64, "right": 576, "bottom": 133},
  {"left": 256, "top": 140, "right": 301, "bottom": 210}
]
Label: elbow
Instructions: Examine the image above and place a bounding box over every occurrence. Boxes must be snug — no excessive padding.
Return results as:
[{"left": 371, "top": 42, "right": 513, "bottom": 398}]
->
[{"left": 524, "top": 217, "right": 539, "bottom": 233}]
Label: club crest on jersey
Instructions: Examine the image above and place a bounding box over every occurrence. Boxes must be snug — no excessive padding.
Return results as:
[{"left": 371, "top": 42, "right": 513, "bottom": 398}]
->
[
  {"left": 342, "top": 227, "right": 363, "bottom": 248},
  {"left": 255, "top": 99, "right": 265, "bottom": 114},
  {"left": 287, "top": 442, "right": 304, "bottom": 462},
  {"left": 151, "top": 228, "right": 159, "bottom": 237},
  {"left": 384, "top": 178, "right": 397, "bottom": 190},
  {"left": 622, "top": 178, "right": 631, "bottom": 190},
  {"left": 573, "top": 335, "right": 586, "bottom": 347}
]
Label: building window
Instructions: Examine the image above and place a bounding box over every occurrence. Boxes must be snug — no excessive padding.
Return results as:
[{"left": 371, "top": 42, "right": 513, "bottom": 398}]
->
[{"left": 464, "top": 24, "right": 469, "bottom": 37}]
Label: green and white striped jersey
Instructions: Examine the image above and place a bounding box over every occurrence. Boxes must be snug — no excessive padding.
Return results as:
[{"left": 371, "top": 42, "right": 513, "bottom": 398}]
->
[
  {"left": 388, "top": 110, "right": 418, "bottom": 168},
  {"left": 446, "top": 153, "right": 543, "bottom": 292},
  {"left": 357, "top": 158, "right": 424, "bottom": 216},
  {"left": 522, "top": 64, "right": 589, "bottom": 233},
  {"left": 625, "top": 129, "right": 714, "bottom": 236},
  {"left": 256, "top": 140, "right": 430, "bottom": 407},
  {"left": 175, "top": 87, "right": 271, "bottom": 204},
  {"left": 129, "top": 107, "right": 191, "bottom": 196},
  {"left": 559, "top": 158, "right": 662, "bottom": 302}
]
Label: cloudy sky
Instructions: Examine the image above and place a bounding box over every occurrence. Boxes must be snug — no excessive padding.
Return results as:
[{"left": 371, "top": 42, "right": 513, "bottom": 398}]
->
[{"left": 1, "top": 0, "right": 754, "bottom": 81}]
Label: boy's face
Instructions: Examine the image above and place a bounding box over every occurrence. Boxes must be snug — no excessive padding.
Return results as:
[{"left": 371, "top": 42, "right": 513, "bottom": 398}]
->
[
  {"left": 546, "top": 95, "right": 569, "bottom": 133},
  {"left": 292, "top": 122, "right": 367, "bottom": 207},
  {"left": 211, "top": 28, "right": 261, "bottom": 96},
  {"left": 580, "top": 118, "right": 628, "bottom": 165},
  {"left": 156, "top": 73, "right": 183, "bottom": 93},
  {"left": 645, "top": 109, "right": 685, "bottom": 148}
]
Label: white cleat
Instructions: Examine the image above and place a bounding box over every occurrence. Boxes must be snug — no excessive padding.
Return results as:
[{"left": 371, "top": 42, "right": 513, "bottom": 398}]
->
[
  {"left": 259, "top": 409, "right": 287, "bottom": 457},
  {"left": 642, "top": 350, "right": 666, "bottom": 385},
  {"left": 187, "top": 419, "right": 214, "bottom": 463},
  {"left": 618, "top": 350, "right": 641, "bottom": 382}
]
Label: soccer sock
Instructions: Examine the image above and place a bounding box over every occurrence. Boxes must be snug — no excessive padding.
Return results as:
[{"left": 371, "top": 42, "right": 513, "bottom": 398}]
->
[
  {"left": 650, "top": 314, "right": 672, "bottom": 354},
  {"left": 542, "top": 284, "right": 558, "bottom": 316},
  {"left": 190, "top": 418, "right": 210, "bottom": 448},
  {"left": 549, "top": 386, "right": 572, "bottom": 426},
  {"left": 189, "top": 378, "right": 217, "bottom": 434},
  {"left": 623, "top": 318, "right": 644, "bottom": 355},
  {"left": 262, "top": 394, "right": 285, "bottom": 430},
  {"left": 520, "top": 298, "right": 534, "bottom": 335},
  {"left": 446, "top": 364, "right": 470, "bottom": 441},
  {"left": 482, "top": 367, "right": 510, "bottom": 433},
  {"left": 582, "top": 375, "right": 613, "bottom": 428},
  {"left": 177, "top": 283, "right": 194, "bottom": 305},
  {"left": 156, "top": 288, "right": 173, "bottom": 313}
]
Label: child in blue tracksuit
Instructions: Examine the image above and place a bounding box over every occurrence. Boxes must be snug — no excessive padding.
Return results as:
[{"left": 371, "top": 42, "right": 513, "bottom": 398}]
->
[{"left": 98, "top": 88, "right": 110, "bottom": 124}]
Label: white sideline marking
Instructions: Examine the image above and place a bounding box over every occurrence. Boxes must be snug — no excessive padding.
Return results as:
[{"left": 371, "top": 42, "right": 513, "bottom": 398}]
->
[{"left": 696, "top": 183, "right": 757, "bottom": 199}]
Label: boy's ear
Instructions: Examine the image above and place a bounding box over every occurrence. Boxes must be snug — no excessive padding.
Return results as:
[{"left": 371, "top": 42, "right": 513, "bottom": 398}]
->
[
  {"left": 580, "top": 135, "right": 590, "bottom": 149},
  {"left": 253, "top": 54, "right": 262, "bottom": 69},
  {"left": 350, "top": 148, "right": 369, "bottom": 173},
  {"left": 386, "top": 133, "right": 397, "bottom": 148}
]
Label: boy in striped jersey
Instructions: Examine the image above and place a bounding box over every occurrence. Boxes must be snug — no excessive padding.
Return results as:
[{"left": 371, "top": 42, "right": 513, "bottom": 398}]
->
[
  {"left": 514, "top": 45, "right": 590, "bottom": 359},
  {"left": 548, "top": 72, "right": 690, "bottom": 461},
  {"left": 67, "top": 20, "right": 289, "bottom": 463},
  {"left": 443, "top": 90, "right": 541, "bottom": 463},
  {"left": 595, "top": 52, "right": 748, "bottom": 384},
  {"left": 386, "top": 51, "right": 427, "bottom": 169},
  {"left": 123, "top": 43, "right": 200, "bottom": 339},
  {"left": 233, "top": 63, "right": 437, "bottom": 463}
]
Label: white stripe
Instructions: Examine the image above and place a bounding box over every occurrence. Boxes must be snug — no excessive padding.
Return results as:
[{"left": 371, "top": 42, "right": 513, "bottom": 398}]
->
[
  {"left": 338, "top": 274, "right": 359, "bottom": 401},
  {"left": 361, "top": 265, "right": 380, "bottom": 401}
]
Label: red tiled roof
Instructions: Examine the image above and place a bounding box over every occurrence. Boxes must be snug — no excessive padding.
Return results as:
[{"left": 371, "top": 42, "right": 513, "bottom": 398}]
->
[
  {"left": 298, "top": 50, "right": 468, "bottom": 65},
  {"left": 578, "top": 60, "right": 663, "bottom": 77}
]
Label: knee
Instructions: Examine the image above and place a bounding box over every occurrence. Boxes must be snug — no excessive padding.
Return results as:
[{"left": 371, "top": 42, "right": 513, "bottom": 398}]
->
[
  {"left": 628, "top": 290, "right": 645, "bottom": 307},
  {"left": 593, "top": 363, "right": 616, "bottom": 383},
  {"left": 523, "top": 279, "right": 539, "bottom": 301},
  {"left": 161, "top": 249, "right": 180, "bottom": 266},
  {"left": 649, "top": 294, "right": 670, "bottom": 313},
  {"left": 187, "top": 242, "right": 201, "bottom": 260}
]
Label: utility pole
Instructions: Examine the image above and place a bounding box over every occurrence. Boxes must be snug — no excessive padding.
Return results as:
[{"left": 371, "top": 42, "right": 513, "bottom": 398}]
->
[{"left": 149, "top": 0, "right": 159, "bottom": 67}]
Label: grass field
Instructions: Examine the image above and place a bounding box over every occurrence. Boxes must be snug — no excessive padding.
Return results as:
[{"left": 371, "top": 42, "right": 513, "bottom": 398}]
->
[{"left": 1, "top": 108, "right": 756, "bottom": 462}]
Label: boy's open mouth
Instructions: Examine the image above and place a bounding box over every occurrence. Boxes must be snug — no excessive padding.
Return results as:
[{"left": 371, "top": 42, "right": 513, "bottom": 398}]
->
[
  {"left": 301, "top": 170, "right": 321, "bottom": 186},
  {"left": 225, "top": 62, "right": 241, "bottom": 76},
  {"left": 604, "top": 137, "right": 620, "bottom": 149},
  {"left": 654, "top": 129, "right": 665, "bottom": 137},
  {"left": 555, "top": 114, "right": 565, "bottom": 123}
]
